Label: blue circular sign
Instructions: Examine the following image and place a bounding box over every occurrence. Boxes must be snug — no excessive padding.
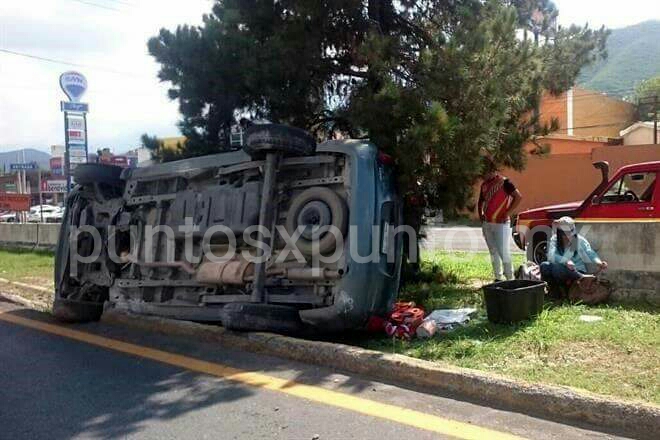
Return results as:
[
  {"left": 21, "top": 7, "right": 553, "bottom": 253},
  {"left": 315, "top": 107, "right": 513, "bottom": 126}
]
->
[{"left": 59, "top": 71, "right": 88, "bottom": 102}]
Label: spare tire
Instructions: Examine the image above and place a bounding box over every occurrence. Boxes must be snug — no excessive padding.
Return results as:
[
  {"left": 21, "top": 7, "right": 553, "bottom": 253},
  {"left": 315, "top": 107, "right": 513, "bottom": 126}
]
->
[
  {"left": 243, "top": 124, "right": 316, "bottom": 157},
  {"left": 285, "top": 186, "right": 348, "bottom": 255},
  {"left": 74, "top": 163, "right": 123, "bottom": 186}
]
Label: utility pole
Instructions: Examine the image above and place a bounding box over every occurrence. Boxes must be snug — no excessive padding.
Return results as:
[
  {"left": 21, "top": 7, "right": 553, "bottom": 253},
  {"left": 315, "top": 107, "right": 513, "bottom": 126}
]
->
[
  {"left": 654, "top": 94, "right": 658, "bottom": 145},
  {"left": 38, "top": 168, "right": 43, "bottom": 223},
  {"left": 639, "top": 94, "right": 659, "bottom": 145}
]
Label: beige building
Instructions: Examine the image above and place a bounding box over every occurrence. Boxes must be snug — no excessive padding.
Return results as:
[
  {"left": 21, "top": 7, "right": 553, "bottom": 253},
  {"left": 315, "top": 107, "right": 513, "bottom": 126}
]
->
[
  {"left": 538, "top": 87, "right": 636, "bottom": 138},
  {"left": 619, "top": 122, "right": 660, "bottom": 145}
]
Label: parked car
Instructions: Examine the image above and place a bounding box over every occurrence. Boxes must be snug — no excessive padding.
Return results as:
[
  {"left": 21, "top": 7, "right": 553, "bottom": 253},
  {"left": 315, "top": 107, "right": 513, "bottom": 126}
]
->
[
  {"left": 27, "top": 205, "right": 64, "bottom": 223},
  {"left": 0, "top": 211, "right": 18, "bottom": 223},
  {"left": 53, "top": 124, "right": 405, "bottom": 333},
  {"left": 513, "top": 161, "right": 659, "bottom": 263}
]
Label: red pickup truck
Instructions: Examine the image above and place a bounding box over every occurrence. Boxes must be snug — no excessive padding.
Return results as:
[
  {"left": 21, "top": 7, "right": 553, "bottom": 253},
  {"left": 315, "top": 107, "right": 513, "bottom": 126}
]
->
[{"left": 513, "top": 161, "right": 660, "bottom": 263}]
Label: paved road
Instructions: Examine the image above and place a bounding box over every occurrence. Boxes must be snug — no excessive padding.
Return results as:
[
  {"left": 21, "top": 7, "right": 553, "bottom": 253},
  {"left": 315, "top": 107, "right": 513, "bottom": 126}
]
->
[
  {"left": 0, "top": 300, "right": 625, "bottom": 440},
  {"left": 421, "top": 226, "right": 523, "bottom": 253}
]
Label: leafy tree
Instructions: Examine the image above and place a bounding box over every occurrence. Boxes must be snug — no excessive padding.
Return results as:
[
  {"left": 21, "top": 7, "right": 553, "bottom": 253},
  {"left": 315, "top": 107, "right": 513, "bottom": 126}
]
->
[
  {"left": 507, "top": 0, "right": 558, "bottom": 43},
  {"left": 140, "top": 133, "right": 182, "bottom": 162},
  {"left": 634, "top": 75, "right": 660, "bottom": 122},
  {"left": 147, "top": 0, "right": 608, "bottom": 217},
  {"left": 635, "top": 75, "right": 660, "bottom": 101}
]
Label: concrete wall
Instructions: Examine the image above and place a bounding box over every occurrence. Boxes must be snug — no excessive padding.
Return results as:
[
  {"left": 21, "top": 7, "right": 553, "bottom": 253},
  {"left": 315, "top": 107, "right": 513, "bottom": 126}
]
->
[
  {"left": 505, "top": 153, "right": 601, "bottom": 213},
  {"left": 0, "top": 223, "right": 61, "bottom": 248},
  {"left": 580, "top": 222, "right": 660, "bottom": 306},
  {"left": 591, "top": 144, "right": 660, "bottom": 173}
]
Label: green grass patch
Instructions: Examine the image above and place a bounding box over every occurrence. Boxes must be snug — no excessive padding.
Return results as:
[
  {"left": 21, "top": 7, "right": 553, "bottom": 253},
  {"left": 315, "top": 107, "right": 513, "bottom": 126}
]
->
[
  {"left": 0, "top": 248, "right": 54, "bottom": 283},
  {"left": 418, "top": 250, "right": 525, "bottom": 283},
  {"left": 366, "top": 250, "right": 660, "bottom": 404}
]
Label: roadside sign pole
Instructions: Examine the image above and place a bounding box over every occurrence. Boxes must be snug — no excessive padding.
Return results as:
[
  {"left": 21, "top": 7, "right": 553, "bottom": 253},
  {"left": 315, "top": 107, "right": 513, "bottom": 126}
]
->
[
  {"left": 64, "top": 110, "right": 71, "bottom": 194},
  {"left": 21, "top": 149, "right": 26, "bottom": 223},
  {"left": 59, "top": 71, "right": 89, "bottom": 195},
  {"left": 83, "top": 112, "right": 89, "bottom": 162},
  {"left": 38, "top": 168, "right": 43, "bottom": 223}
]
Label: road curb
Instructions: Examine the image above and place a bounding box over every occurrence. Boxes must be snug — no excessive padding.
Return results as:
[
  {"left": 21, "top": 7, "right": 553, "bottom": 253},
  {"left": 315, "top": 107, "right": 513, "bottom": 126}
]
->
[
  {"left": 0, "top": 291, "right": 50, "bottom": 311},
  {"left": 0, "top": 277, "right": 54, "bottom": 294},
  {"left": 101, "top": 308, "right": 659, "bottom": 439}
]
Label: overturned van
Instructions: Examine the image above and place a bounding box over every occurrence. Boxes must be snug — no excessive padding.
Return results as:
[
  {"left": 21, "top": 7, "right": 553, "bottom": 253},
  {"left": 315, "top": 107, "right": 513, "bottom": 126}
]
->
[{"left": 53, "top": 125, "right": 408, "bottom": 333}]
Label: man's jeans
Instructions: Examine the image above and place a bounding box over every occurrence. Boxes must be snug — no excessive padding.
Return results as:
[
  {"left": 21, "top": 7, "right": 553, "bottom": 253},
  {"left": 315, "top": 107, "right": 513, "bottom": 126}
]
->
[{"left": 482, "top": 221, "right": 513, "bottom": 281}]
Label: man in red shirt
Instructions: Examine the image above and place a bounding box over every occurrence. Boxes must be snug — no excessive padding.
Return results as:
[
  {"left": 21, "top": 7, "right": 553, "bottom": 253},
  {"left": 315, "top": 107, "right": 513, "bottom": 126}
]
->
[{"left": 477, "top": 158, "right": 522, "bottom": 281}]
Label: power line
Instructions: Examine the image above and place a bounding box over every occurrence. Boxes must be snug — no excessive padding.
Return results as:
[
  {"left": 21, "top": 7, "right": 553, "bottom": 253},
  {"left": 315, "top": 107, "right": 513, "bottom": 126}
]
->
[
  {"left": 67, "top": 0, "right": 121, "bottom": 12},
  {"left": 103, "top": 0, "right": 134, "bottom": 6},
  {"left": 0, "top": 48, "right": 150, "bottom": 78},
  {"left": 552, "top": 122, "right": 630, "bottom": 132}
]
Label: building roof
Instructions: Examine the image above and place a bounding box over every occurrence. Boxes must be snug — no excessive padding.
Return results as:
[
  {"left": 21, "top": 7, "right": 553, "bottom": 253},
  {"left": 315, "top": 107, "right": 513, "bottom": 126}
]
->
[{"left": 619, "top": 121, "right": 658, "bottom": 137}]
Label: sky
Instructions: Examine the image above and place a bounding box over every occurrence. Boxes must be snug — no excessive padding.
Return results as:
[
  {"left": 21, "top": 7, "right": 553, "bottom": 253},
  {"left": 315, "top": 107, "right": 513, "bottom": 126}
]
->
[{"left": 0, "top": 0, "right": 658, "bottom": 154}]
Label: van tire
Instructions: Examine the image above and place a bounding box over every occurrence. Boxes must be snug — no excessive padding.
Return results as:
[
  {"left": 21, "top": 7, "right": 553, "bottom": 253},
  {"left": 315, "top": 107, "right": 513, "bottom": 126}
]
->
[
  {"left": 74, "top": 163, "right": 123, "bottom": 186},
  {"left": 52, "top": 298, "right": 104, "bottom": 323},
  {"left": 243, "top": 124, "right": 316, "bottom": 157}
]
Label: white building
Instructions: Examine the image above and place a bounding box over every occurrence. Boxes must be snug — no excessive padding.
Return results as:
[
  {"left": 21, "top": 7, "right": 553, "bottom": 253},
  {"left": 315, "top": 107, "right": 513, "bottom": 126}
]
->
[{"left": 619, "top": 122, "right": 659, "bottom": 145}]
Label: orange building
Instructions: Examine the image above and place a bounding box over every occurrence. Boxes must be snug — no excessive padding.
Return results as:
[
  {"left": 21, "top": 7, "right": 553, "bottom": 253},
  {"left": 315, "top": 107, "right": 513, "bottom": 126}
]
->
[{"left": 538, "top": 87, "right": 635, "bottom": 138}]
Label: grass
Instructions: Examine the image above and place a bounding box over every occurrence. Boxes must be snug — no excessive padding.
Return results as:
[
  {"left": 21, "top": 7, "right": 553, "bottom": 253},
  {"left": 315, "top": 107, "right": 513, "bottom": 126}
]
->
[
  {"left": 0, "top": 248, "right": 55, "bottom": 305},
  {"left": 365, "top": 250, "right": 660, "bottom": 405},
  {"left": 0, "top": 248, "right": 54, "bottom": 283}
]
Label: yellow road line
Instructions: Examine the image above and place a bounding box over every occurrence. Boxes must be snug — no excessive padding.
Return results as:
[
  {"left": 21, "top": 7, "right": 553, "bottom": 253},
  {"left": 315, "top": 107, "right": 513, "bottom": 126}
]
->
[{"left": 0, "top": 312, "right": 525, "bottom": 440}]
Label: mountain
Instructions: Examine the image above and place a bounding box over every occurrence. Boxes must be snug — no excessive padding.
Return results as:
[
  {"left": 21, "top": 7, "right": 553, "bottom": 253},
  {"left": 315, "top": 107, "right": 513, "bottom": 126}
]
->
[
  {"left": 0, "top": 149, "right": 51, "bottom": 172},
  {"left": 577, "top": 20, "right": 660, "bottom": 98}
]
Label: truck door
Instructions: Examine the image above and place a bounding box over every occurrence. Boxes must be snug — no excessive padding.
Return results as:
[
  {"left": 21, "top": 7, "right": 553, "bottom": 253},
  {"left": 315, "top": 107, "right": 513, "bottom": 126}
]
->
[{"left": 581, "top": 171, "right": 657, "bottom": 220}]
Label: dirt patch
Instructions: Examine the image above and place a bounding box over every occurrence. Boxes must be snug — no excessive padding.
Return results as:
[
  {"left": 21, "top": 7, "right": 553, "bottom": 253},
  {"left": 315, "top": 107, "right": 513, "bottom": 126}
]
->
[{"left": 0, "top": 283, "right": 53, "bottom": 307}]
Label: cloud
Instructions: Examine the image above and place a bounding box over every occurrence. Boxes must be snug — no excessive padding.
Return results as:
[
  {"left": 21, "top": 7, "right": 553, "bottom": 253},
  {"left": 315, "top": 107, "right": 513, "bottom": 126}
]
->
[{"left": 554, "top": 0, "right": 660, "bottom": 29}]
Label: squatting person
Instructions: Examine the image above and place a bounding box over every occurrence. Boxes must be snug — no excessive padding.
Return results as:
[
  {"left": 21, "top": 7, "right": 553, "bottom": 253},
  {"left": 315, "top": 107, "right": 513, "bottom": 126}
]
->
[
  {"left": 477, "top": 157, "right": 522, "bottom": 282},
  {"left": 540, "top": 216, "right": 608, "bottom": 293}
]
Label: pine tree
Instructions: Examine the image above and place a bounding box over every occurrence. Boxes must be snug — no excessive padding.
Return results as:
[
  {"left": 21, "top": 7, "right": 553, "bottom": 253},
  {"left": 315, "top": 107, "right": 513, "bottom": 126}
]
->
[{"left": 146, "top": 0, "right": 609, "bottom": 216}]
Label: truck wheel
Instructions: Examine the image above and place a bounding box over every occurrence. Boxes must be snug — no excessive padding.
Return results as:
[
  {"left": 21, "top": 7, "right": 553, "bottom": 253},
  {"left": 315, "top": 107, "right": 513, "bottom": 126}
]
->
[
  {"left": 74, "top": 163, "right": 123, "bottom": 186},
  {"left": 285, "top": 187, "right": 348, "bottom": 255},
  {"left": 222, "top": 303, "right": 302, "bottom": 334},
  {"left": 243, "top": 124, "right": 316, "bottom": 158},
  {"left": 532, "top": 237, "right": 548, "bottom": 264}
]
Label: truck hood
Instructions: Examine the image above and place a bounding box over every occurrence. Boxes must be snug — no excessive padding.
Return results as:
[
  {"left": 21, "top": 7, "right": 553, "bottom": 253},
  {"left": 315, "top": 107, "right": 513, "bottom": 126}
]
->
[{"left": 519, "top": 201, "right": 582, "bottom": 219}]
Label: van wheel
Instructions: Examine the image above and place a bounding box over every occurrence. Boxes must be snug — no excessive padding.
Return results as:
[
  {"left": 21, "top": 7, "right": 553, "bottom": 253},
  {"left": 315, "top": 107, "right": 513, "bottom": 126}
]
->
[
  {"left": 243, "top": 124, "right": 316, "bottom": 158},
  {"left": 74, "top": 163, "right": 123, "bottom": 186},
  {"left": 53, "top": 298, "right": 104, "bottom": 322}
]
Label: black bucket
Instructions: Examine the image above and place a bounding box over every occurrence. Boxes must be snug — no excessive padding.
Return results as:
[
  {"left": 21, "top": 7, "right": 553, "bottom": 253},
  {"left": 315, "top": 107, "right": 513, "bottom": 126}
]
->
[{"left": 483, "top": 280, "right": 547, "bottom": 323}]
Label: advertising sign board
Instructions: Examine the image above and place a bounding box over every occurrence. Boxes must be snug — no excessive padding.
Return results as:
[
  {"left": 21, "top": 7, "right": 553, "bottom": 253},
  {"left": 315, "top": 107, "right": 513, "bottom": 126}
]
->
[{"left": 0, "top": 193, "right": 31, "bottom": 211}]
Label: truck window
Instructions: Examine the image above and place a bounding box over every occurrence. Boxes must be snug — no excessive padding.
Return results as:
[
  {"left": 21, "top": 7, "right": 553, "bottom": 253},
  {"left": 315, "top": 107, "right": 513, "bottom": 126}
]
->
[{"left": 601, "top": 172, "right": 656, "bottom": 204}]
